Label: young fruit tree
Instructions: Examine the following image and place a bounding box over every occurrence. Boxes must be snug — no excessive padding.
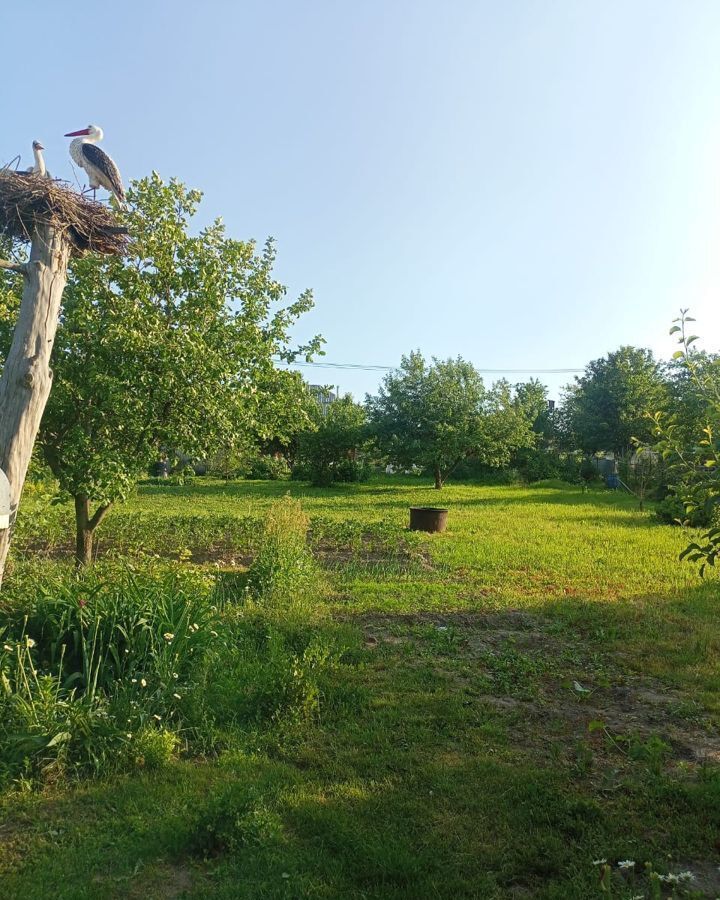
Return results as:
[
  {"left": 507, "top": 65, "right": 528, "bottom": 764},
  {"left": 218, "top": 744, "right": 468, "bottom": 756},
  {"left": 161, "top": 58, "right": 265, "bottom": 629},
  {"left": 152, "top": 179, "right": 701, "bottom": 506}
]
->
[
  {"left": 0, "top": 174, "right": 321, "bottom": 566},
  {"left": 366, "top": 352, "right": 535, "bottom": 488},
  {"left": 0, "top": 171, "right": 127, "bottom": 586}
]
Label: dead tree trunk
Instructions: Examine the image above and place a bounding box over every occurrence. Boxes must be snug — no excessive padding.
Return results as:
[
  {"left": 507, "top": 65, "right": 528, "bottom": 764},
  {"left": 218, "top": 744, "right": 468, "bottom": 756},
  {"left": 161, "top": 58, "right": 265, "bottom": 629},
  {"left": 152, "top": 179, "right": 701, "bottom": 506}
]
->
[{"left": 0, "top": 225, "right": 71, "bottom": 586}]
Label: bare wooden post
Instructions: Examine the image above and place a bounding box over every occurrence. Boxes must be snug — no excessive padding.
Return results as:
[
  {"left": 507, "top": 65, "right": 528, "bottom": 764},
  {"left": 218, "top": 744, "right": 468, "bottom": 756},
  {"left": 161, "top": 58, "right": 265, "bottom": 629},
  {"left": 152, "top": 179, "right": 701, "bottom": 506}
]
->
[{"left": 0, "top": 225, "right": 71, "bottom": 586}]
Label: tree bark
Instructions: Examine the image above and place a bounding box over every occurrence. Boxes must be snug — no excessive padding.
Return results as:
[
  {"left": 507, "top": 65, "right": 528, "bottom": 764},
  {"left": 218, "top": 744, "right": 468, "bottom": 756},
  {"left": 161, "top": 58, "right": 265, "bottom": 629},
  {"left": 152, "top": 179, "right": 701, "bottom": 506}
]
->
[
  {"left": 75, "top": 495, "right": 94, "bottom": 568},
  {"left": 73, "top": 495, "right": 113, "bottom": 568},
  {"left": 0, "top": 226, "right": 71, "bottom": 587},
  {"left": 434, "top": 465, "right": 443, "bottom": 490}
]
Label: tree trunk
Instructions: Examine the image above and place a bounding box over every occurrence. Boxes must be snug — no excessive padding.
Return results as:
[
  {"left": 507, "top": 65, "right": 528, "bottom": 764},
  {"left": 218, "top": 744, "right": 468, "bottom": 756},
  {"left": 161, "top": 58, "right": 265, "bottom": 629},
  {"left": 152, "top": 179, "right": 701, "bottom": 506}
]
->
[
  {"left": 434, "top": 465, "right": 443, "bottom": 490},
  {"left": 0, "top": 226, "right": 71, "bottom": 587},
  {"left": 74, "top": 495, "right": 113, "bottom": 568},
  {"left": 74, "top": 495, "right": 94, "bottom": 568}
]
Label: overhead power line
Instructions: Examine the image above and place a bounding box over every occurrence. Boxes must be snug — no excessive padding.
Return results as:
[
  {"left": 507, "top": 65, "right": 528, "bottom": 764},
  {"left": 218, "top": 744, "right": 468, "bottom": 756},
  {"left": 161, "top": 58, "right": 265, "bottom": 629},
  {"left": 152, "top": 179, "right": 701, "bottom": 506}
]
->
[{"left": 275, "top": 359, "right": 583, "bottom": 375}]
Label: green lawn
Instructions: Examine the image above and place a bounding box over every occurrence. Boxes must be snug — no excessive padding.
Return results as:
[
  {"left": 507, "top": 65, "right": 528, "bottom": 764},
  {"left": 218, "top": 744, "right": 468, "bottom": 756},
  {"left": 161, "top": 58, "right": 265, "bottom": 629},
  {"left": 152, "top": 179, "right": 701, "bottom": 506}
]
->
[{"left": 2, "top": 477, "right": 720, "bottom": 899}]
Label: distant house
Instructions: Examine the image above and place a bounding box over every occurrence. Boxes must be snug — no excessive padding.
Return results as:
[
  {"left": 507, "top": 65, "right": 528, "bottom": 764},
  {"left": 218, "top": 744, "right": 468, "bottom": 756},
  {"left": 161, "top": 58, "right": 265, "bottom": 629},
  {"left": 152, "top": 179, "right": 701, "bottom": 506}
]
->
[{"left": 309, "top": 384, "right": 338, "bottom": 416}]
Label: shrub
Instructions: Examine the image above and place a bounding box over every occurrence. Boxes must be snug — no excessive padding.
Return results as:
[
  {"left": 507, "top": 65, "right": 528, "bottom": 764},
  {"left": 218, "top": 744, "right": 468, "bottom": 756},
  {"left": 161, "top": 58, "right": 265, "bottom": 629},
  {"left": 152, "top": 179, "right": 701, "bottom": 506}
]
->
[
  {"left": 131, "top": 725, "right": 179, "bottom": 769},
  {"left": 296, "top": 395, "right": 369, "bottom": 487},
  {"left": 245, "top": 454, "right": 291, "bottom": 481},
  {"left": 655, "top": 491, "right": 716, "bottom": 527}
]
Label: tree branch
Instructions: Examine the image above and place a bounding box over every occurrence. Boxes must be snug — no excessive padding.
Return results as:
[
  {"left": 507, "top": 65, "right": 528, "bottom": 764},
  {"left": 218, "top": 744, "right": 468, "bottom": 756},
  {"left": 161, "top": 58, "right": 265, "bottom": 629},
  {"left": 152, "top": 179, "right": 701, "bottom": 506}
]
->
[
  {"left": 88, "top": 502, "right": 113, "bottom": 532},
  {"left": 0, "top": 259, "right": 27, "bottom": 276}
]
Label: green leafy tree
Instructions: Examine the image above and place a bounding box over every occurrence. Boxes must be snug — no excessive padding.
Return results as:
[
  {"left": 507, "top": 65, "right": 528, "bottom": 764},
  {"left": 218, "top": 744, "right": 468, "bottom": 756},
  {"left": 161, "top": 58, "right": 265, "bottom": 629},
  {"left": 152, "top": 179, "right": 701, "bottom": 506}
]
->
[
  {"left": 297, "top": 393, "right": 368, "bottom": 486},
  {"left": 563, "top": 346, "right": 667, "bottom": 456},
  {"left": 0, "top": 175, "right": 321, "bottom": 565},
  {"left": 366, "top": 353, "right": 535, "bottom": 489},
  {"left": 652, "top": 312, "right": 720, "bottom": 574}
]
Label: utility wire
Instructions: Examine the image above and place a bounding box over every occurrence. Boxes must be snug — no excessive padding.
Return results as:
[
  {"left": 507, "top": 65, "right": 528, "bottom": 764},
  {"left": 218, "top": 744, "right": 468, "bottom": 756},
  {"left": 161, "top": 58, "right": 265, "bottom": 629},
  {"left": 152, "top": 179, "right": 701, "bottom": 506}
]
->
[{"left": 275, "top": 359, "right": 583, "bottom": 375}]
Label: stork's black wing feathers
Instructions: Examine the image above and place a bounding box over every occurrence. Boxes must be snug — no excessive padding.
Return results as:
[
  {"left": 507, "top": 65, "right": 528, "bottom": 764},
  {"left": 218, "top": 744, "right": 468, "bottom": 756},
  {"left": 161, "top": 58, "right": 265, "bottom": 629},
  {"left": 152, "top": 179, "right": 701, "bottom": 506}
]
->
[{"left": 81, "top": 143, "right": 126, "bottom": 201}]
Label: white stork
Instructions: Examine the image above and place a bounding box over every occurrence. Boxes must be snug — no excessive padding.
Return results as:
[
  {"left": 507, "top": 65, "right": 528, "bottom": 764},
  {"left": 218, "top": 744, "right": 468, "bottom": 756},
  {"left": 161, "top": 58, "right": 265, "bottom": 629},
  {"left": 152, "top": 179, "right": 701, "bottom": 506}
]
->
[
  {"left": 28, "top": 140, "right": 47, "bottom": 177},
  {"left": 64, "top": 125, "right": 125, "bottom": 203}
]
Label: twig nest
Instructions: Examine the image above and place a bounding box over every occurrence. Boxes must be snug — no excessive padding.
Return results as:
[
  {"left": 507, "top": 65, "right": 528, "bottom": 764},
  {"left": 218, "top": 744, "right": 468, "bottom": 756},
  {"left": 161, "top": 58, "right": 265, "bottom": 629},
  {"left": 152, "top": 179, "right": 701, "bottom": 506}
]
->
[{"left": 0, "top": 170, "right": 128, "bottom": 256}]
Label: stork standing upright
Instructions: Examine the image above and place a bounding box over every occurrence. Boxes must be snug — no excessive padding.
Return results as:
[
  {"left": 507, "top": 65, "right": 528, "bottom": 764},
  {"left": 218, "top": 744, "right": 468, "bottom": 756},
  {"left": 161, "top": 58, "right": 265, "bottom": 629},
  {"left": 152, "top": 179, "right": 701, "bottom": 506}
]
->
[
  {"left": 64, "top": 125, "right": 125, "bottom": 203},
  {"left": 28, "top": 140, "right": 46, "bottom": 176}
]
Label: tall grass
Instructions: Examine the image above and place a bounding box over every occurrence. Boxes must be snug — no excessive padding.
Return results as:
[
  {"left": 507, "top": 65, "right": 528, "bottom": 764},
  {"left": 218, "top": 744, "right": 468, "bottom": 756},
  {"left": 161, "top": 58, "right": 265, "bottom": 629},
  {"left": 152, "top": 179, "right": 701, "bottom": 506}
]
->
[
  {"left": 0, "top": 498, "right": 348, "bottom": 786},
  {"left": 245, "top": 496, "right": 318, "bottom": 606}
]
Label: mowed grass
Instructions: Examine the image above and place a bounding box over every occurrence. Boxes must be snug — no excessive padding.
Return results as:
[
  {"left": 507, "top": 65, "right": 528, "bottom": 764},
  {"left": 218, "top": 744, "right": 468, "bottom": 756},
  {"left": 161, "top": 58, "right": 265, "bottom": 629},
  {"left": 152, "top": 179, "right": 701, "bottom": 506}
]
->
[{"left": 2, "top": 477, "right": 720, "bottom": 899}]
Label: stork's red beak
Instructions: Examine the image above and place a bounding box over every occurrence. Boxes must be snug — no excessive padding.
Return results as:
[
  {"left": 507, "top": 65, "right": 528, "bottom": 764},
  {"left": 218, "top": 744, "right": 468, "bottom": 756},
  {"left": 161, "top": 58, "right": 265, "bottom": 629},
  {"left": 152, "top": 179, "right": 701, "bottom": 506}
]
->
[{"left": 64, "top": 129, "right": 91, "bottom": 137}]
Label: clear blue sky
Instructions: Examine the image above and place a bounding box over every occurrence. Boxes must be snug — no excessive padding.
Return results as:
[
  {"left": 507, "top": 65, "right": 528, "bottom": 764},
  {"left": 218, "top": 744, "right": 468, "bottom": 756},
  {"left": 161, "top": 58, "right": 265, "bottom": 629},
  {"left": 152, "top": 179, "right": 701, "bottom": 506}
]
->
[{"left": 6, "top": 1, "right": 720, "bottom": 401}]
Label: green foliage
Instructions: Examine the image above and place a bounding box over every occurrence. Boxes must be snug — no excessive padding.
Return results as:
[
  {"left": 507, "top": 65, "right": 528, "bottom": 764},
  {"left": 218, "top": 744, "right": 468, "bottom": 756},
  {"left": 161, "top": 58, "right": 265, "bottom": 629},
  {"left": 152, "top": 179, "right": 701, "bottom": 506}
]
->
[
  {"left": 0, "top": 571, "right": 220, "bottom": 781},
  {"left": 131, "top": 726, "right": 179, "bottom": 770},
  {"left": 0, "top": 174, "right": 320, "bottom": 561},
  {"left": 652, "top": 312, "right": 720, "bottom": 573},
  {"left": 246, "top": 496, "right": 317, "bottom": 605},
  {"left": 563, "top": 346, "right": 667, "bottom": 455},
  {"left": 366, "top": 352, "right": 535, "bottom": 488},
  {"left": 245, "top": 454, "right": 291, "bottom": 481},
  {"left": 296, "top": 394, "right": 369, "bottom": 486}
]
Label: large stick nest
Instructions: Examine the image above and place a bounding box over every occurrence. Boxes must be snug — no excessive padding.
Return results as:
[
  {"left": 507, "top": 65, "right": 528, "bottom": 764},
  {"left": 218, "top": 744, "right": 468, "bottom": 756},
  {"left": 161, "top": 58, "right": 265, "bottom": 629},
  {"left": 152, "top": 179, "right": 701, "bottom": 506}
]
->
[{"left": 0, "top": 169, "right": 128, "bottom": 256}]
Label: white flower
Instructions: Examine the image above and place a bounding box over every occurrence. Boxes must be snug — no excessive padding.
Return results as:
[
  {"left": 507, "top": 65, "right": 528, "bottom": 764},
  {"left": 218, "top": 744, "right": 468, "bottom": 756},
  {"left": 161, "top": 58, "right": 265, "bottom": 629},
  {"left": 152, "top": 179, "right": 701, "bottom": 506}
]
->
[
  {"left": 172, "top": 672, "right": 178, "bottom": 679},
  {"left": 140, "top": 678, "right": 147, "bottom": 688},
  {"left": 677, "top": 871, "right": 695, "bottom": 882},
  {"left": 25, "top": 637, "right": 36, "bottom": 648},
  {"left": 131, "top": 678, "right": 137, "bottom": 683},
  {"left": 592, "top": 859, "right": 607, "bottom": 866},
  {"left": 658, "top": 874, "right": 679, "bottom": 884},
  {"left": 3, "top": 644, "right": 13, "bottom": 652},
  {"left": 126, "top": 733, "right": 133, "bottom": 739},
  {"left": 617, "top": 860, "right": 635, "bottom": 869},
  {"left": 163, "top": 632, "right": 174, "bottom": 642}
]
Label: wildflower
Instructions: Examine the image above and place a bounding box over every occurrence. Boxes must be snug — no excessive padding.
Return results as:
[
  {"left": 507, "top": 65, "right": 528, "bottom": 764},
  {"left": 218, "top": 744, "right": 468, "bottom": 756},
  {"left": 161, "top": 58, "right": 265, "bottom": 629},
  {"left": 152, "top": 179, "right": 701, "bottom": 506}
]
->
[
  {"left": 172, "top": 672, "right": 178, "bottom": 679},
  {"left": 618, "top": 860, "right": 635, "bottom": 869},
  {"left": 25, "top": 637, "right": 36, "bottom": 648},
  {"left": 140, "top": 678, "right": 147, "bottom": 688},
  {"left": 658, "top": 874, "right": 679, "bottom": 884},
  {"left": 131, "top": 678, "right": 137, "bottom": 684},
  {"left": 3, "top": 644, "right": 13, "bottom": 652},
  {"left": 592, "top": 859, "right": 607, "bottom": 866},
  {"left": 126, "top": 733, "right": 133, "bottom": 739},
  {"left": 163, "top": 632, "right": 174, "bottom": 642},
  {"left": 124, "top": 648, "right": 130, "bottom": 654},
  {"left": 677, "top": 871, "right": 695, "bottom": 882}
]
